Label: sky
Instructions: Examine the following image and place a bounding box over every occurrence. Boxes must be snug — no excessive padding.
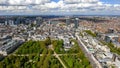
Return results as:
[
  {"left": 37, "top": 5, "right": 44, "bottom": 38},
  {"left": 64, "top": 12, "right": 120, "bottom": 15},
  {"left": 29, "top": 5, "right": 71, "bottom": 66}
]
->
[{"left": 0, "top": 0, "right": 120, "bottom": 15}]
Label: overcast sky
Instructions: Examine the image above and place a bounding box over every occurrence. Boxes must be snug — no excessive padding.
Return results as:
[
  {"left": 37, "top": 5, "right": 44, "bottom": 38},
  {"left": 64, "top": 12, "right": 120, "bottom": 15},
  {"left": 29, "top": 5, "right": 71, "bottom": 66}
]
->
[{"left": 0, "top": 0, "right": 120, "bottom": 15}]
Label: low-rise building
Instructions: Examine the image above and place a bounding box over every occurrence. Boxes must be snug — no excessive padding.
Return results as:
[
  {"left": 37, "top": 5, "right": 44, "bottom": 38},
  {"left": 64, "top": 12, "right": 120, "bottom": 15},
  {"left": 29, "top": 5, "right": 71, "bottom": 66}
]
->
[{"left": 0, "top": 39, "right": 23, "bottom": 56}]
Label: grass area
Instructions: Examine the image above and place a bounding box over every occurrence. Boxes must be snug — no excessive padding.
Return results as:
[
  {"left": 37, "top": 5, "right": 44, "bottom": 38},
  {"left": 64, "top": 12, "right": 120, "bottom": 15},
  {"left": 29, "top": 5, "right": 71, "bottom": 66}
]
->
[
  {"left": 101, "top": 41, "right": 120, "bottom": 55},
  {"left": 52, "top": 39, "right": 82, "bottom": 54},
  {"left": 15, "top": 40, "right": 53, "bottom": 54},
  {"left": 59, "top": 39, "right": 92, "bottom": 68},
  {"left": 0, "top": 39, "right": 63, "bottom": 68},
  {"left": 0, "top": 39, "right": 92, "bottom": 68},
  {"left": 84, "top": 30, "right": 96, "bottom": 37},
  {"left": 52, "top": 40, "right": 65, "bottom": 54},
  {"left": 60, "top": 55, "right": 92, "bottom": 68},
  {"left": 79, "top": 32, "right": 84, "bottom": 37},
  {"left": 0, "top": 54, "right": 63, "bottom": 68}
]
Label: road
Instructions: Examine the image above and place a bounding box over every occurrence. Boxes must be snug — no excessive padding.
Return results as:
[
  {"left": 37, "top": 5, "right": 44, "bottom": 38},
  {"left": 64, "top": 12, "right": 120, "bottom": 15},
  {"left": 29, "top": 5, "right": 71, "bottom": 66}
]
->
[{"left": 75, "top": 33, "right": 102, "bottom": 68}]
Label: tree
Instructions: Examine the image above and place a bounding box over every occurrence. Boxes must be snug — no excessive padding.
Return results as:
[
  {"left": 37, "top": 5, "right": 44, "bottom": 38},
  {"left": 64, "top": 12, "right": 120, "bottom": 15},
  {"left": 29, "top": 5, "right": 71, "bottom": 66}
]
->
[
  {"left": 6, "top": 64, "right": 13, "bottom": 68},
  {"left": 43, "top": 59, "right": 49, "bottom": 68},
  {"left": 52, "top": 64, "right": 59, "bottom": 68},
  {"left": 0, "top": 62, "right": 4, "bottom": 68},
  {"left": 15, "top": 59, "right": 21, "bottom": 68},
  {"left": 45, "top": 37, "right": 51, "bottom": 46}
]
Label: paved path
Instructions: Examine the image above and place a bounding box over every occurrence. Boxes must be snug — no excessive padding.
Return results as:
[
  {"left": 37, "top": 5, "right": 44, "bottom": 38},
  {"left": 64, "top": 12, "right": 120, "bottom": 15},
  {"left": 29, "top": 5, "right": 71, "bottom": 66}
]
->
[
  {"left": 13, "top": 54, "right": 77, "bottom": 57},
  {"left": 50, "top": 45, "right": 67, "bottom": 68},
  {"left": 12, "top": 53, "right": 67, "bottom": 68},
  {"left": 54, "top": 51, "right": 67, "bottom": 68},
  {"left": 13, "top": 44, "right": 69, "bottom": 68}
]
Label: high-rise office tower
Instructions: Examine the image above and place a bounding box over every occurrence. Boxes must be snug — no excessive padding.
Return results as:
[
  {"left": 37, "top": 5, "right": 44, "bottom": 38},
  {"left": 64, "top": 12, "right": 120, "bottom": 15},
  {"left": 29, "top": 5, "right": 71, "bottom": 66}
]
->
[
  {"left": 5, "top": 16, "right": 8, "bottom": 25},
  {"left": 74, "top": 18, "right": 79, "bottom": 28},
  {"left": 36, "top": 17, "right": 43, "bottom": 26},
  {"left": 66, "top": 17, "right": 70, "bottom": 26},
  {"left": 48, "top": 20, "right": 51, "bottom": 25},
  {"left": 5, "top": 21, "right": 8, "bottom": 25}
]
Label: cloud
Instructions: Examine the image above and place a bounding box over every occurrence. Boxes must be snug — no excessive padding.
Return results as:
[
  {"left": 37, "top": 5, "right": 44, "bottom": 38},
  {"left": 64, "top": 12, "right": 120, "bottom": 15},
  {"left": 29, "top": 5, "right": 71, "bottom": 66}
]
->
[
  {"left": 0, "top": 0, "right": 7, "bottom": 4},
  {"left": 64, "top": 0, "right": 99, "bottom": 4},
  {"left": 0, "top": 0, "right": 120, "bottom": 15},
  {"left": 0, "top": 0, "right": 50, "bottom": 5}
]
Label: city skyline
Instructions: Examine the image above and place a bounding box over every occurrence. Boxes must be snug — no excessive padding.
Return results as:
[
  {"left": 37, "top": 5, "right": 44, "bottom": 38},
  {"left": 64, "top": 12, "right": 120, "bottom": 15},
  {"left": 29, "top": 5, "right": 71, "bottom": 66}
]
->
[{"left": 0, "top": 0, "right": 120, "bottom": 15}]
